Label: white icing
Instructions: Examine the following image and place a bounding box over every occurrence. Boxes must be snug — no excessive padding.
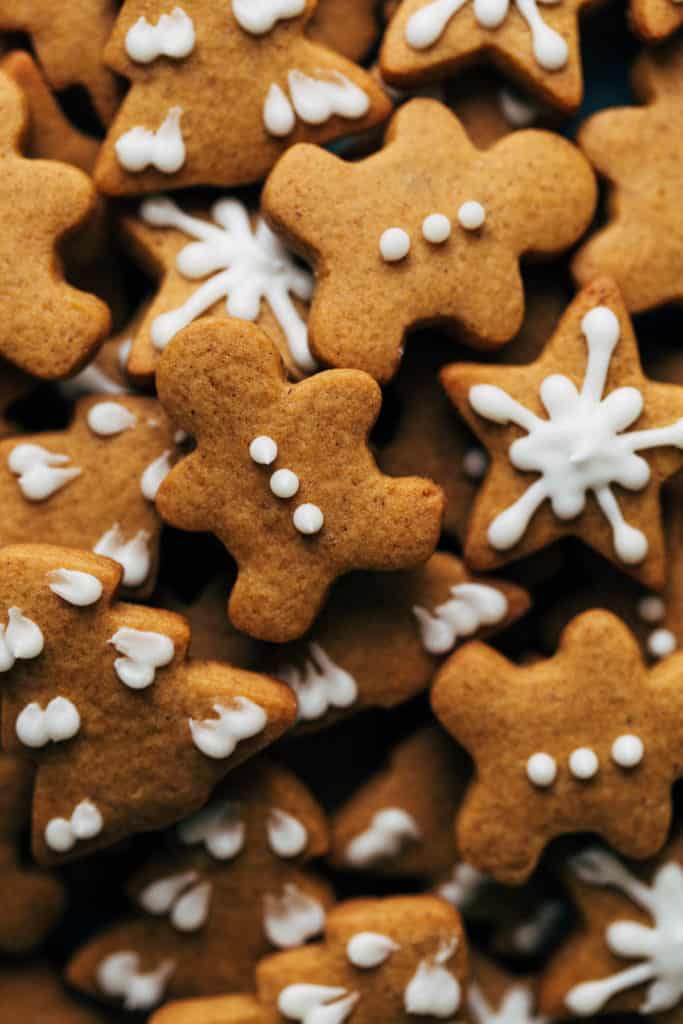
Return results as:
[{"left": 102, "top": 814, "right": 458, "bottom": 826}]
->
[
  {"left": 16, "top": 696, "right": 80, "bottom": 748},
  {"left": 189, "top": 697, "right": 267, "bottom": 759},
  {"left": 267, "top": 808, "right": 308, "bottom": 857},
  {"left": 139, "top": 871, "right": 212, "bottom": 932},
  {"left": 232, "top": 0, "right": 306, "bottom": 34},
  {"left": 108, "top": 627, "right": 175, "bottom": 689},
  {"left": 437, "top": 862, "right": 488, "bottom": 908},
  {"left": 649, "top": 628, "right": 677, "bottom": 659},
  {"left": 347, "top": 932, "right": 400, "bottom": 968},
  {"left": 404, "top": 936, "right": 461, "bottom": 1018},
  {"left": 458, "top": 201, "right": 486, "bottom": 230},
  {"left": 115, "top": 107, "right": 185, "bottom": 174},
  {"left": 93, "top": 524, "right": 151, "bottom": 587},
  {"left": 468, "top": 981, "right": 545, "bottom": 1024},
  {"left": 293, "top": 503, "right": 324, "bottom": 534},
  {"left": 345, "top": 808, "right": 421, "bottom": 866},
  {"left": 526, "top": 752, "right": 556, "bottom": 787},
  {"left": 469, "top": 305, "right": 683, "bottom": 563},
  {"left": 413, "top": 582, "right": 508, "bottom": 655},
  {"left": 638, "top": 594, "right": 666, "bottom": 623},
  {"left": 47, "top": 568, "right": 103, "bottom": 606},
  {"left": 422, "top": 213, "right": 451, "bottom": 244},
  {"left": 271, "top": 468, "right": 300, "bottom": 498},
  {"left": 405, "top": 0, "right": 569, "bottom": 71},
  {"left": 569, "top": 747, "right": 599, "bottom": 780},
  {"left": 463, "top": 447, "right": 488, "bottom": 480},
  {"left": 139, "top": 196, "right": 315, "bottom": 372},
  {"left": 0, "top": 607, "right": 44, "bottom": 671},
  {"left": 59, "top": 365, "right": 128, "bottom": 399},
  {"left": 278, "top": 985, "right": 359, "bottom": 1024},
  {"left": 499, "top": 87, "right": 540, "bottom": 127},
  {"left": 97, "top": 952, "right": 176, "bottom": 1011},
  {"left": 380, "top": 227, "right": 411, "bottom": 262},
  {"left": 508, "top": 900, "right": 566, "bottom": 956},
  {"left": 87, "top": 402, "right": 137, "bottom": 437},
  {"left": 250, "top": 436, "right": 278, "bottom": 465},
  {"left": 567, "top": 847, "right": 683, "bottom": 1015},
  {"left": 263, "top": 70, "right": 370, "bottom": 135},
  {"left": 125, "top": 7, "right": 195, "bottom": 63},
  {"left": 8, "top": 443, "right": 81, "bottom": 500},
  {"left": 263, "top": 883, "right": 326, "bottom": 948},
  {"left": 119, "top": 339, "right": 133, "bottom": 370},
  {"left": 140, "top": 450, "right": 173, "bottom": 500},
  {"left": 264, "top": 83, "right": 297, "bottom": 136},
  {"left": 177, "top": 799, "right": 245, "bottom": 859},
  {"left": 45, "top": 799, "right": 103, "bottom": 852},
  {"left": 611, "top": 734, "right": 644, "bottom": 768},
  {"left": 277, "top": 643, "right": 358, "bottom": 722}
]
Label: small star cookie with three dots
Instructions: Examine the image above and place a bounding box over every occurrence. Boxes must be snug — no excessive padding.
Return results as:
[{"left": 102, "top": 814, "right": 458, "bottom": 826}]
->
[
  {"left": 155, "top": 318, "right": 445, "bottom": 643},
  {"left": 432, "top": 608, "right": 683, "bottom": 884},
  {"left": 442, "top": 278, "right": 683, "bottom": 589},
  {"left": 263, "top": 97, "right": 596, "bottom": 382}
]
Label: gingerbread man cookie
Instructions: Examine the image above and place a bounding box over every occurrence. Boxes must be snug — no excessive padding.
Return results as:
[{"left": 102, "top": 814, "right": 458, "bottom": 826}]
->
[
  {"left": 150, "top": 895, "right": 468, "bottom": 1024},
  {"left": 0, "top": 71, "right": 110, "bottom": 379},
  {"left": 432, "top": 608, "right": 683, "bottom": 884},
  {"left": 263, "top": 98, "right": 596, "bottom": 382},
  {"left": 122, "top": 195, "right": 315, "bottom": 385},
  {"left": 69, "top": 761, "right": 332, "bottom": 1011},
  {"left": 0, "top": 544, "right": 297, "bottom": 864},
  {"left": 0, "top": 395, "right": 182, "bottom": 598},
  {"left": 155, "top": 318, "right": 445, "bottom": 643},
  {"left": 443, "top": 278, "right": 683, "bottom": 589},
  {"left": 94, "top": 0, "right": 391, "bottom": 195},
  {"left": 380, "top": 0, "right": 591, "bottom": 112},
  {"left": 574, "top": 42, "right": 683, "bottom": 313}
]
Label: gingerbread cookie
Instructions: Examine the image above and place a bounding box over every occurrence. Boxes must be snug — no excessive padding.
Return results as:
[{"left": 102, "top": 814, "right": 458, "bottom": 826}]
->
[
  {"left": 574, "top": 42, "right": 683, "bottom": 313},
  {"left": 0, "top": 962, "right": 109, "bottom": 1024},
  {"left": 0, "top": 544, "right": 297, "bottom": 864},
  {"left": 150, "top": 895, "right": 468, "bottom": 1024},
  {"left": 432, "top": 608, "right": 683, "bottom": 884},
  {"left": 61, "top": 317, "right": 138, "bottom": 401},
  {"left": 380, "top": 0, "right": 591, "bottom": 113},
  {"left": 309, "top": 0, "right": 380, "bottom": 59},
  {"left": 69, "top": 760, "right": 333, "bottom": 1010},
  {"left": 155, "top": 318, "right": 445, "bottom": 643},
  {"left": 94, "top": 0, "right": 391, "bottom": 196},
  {"left": 0, "top": 395, "right": 182, "bottom": 598},
  {"left": 630, "top": 0, "right": 683, "bottom": 41},
  {"left": 263, "top": 98, "right": 596, "bottom": 382},
  {"left": 443, "top": 70, "right": 549, "bottom": 149},
  {"left": 465, "top": 954, "right": 545, "bottom": 1024},
  {"left": 442, "top": 278, "right": 683, "bottom": 589},
  {"left": 0, "top": 71, "right": 110, "bottom": 379},
  {"left": 272, "top": 554, "right": 529, "bottom": 730},
  {"left": 121, "top": 195, "right": 315, "bottom": 385}
]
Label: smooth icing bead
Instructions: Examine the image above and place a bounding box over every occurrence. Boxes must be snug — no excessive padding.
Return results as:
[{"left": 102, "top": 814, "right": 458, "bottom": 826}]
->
[
  {"left": 379, "top": 228, "right": 410, "bottom": 262},
  {"left": 648, "top": 628, "right": 677, "bottom": 659},
  {"left": 87, "top": 402, "right": 137, "bottom": 436},
  {"left": 270, "top": 468, "right": 300, "bottom": 499},
  {"left": 47, "top": 569, "right": 103, "bottom": 606},
  {"left": 250, "top": 436, "right": 278, "bottom": 465},
  {"left": 293, "top": 503, "right": 324, "bottom": 535},
  {"left": 347, "top": 932, "right": 400, "bottom": 968},
  {"left": 526, "top": 752, "right": 556, "bottom": 787},
  {"left": 458, "top": 201, "right": 486, "bottom": 230},
  {"left": 611, "top": 734, "right": 644, "bottom": 768},
  {"left": 637, "top": 594, "right": 666, "bottom": 623},
  {"left": 569, "top": 747, "right": 599, "bottom": 780},
  {"left": 422, "top": 213, "right": 451, "bottom": 243}
]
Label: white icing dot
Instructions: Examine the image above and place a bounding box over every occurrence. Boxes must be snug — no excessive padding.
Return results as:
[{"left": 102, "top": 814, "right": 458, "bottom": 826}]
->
[
  {"left": 250, "top": 436, "right": 278, "bottom": 465},
  {"left": 379, "top": 228, "right": 410, "bottom": 262},
  {"left": 611, "top": 734, "right": 644, "bottom": 768},
  {"left": 87, "top": 402, "right": 138, "bottom": 437},
  {"left": 462, "top": 448, "right": 488, "bottom": 480},
  {"left": 266, "top": 808, "right": 308, "bottom": 857},
  {"left": 569, "top": 747, "right": 599, "bottom": 780},
  {"left": 270, "top": 469, "right": 300, "bottom": 499},
  {"left": 15, "top": 696, "right": 80, "bottom": 748},
  {"left": 458, "top": 201, "right": 486, "bottom": 230},
  {"left": 115, "top": 107, "right": 185, "bottom": 174},
  {"left": 648, "top": 628, "right": 677, "bottom": 659},
  {"left": 422, "top": 213, "right": 451, "bottom": 244},
  {"left": 141, "top": 451, "right": 174, "bottom": 501},
  {"left": 293, "top": 503, "right": 324, "bottom": 535},
  {"left": 45, "top": 818, "right": 74, "bottom": 853},
  {"left": 47, "top": 569, "right": 103, "bottom": 607},
  {"left": 45, "top": 799, "right": 103, "bottom": 852},
  {"left": 526, "top": 752, "right": 556, "bottom": 787},
  {"left": 637, "top": 594, "right": 666, "bottom": 623},
  {"left": 347, "top": 932, "right": 400, "bottom": 968}
]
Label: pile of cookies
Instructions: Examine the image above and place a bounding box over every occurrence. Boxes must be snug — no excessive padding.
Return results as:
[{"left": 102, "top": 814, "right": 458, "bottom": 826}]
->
[{"left": 3, "top": 0, "right": 683, "bottom": 1021}]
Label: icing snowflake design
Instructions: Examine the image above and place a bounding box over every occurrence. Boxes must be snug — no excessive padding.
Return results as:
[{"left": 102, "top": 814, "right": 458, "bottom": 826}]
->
[
  {"left": 566, "top": 847, "right": 683, "bottom": 1016},
  {"left": 469, "top": 305, "right": 683, "bottom": 564},
  {"left": 468, "top": 981, "right": 546, "bottom": 1024},
  {"left": 405, "top": 0, "right": 569, "bottom": 72},
  {"left": 139, "top": 196, "right": 316, "bottom": 372}
]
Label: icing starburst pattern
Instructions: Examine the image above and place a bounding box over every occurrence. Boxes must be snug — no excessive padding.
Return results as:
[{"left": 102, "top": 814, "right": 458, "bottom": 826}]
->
[
  {"left": 469, "top": 305, "right": 683, "bottom": 565},
  {"left": 566, "top": 847, "right": 683, "bottom": 1016},
  {"left": 468, "top": 981, "right": 547, "bottom": 1024},
  {"left": 139, "top": 196, "right": 316, "bottom": 372},
  {"left": 405, "top": 0, "right": 569, "bottom": 71}
]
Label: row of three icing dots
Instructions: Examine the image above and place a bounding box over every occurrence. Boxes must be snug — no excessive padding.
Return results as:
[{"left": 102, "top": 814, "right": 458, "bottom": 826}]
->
[
  {"left": 380, "top": 203, "right": 486, "bottom": 262},
  {"left": 250, "top": 436, "right": 324, "bottom": 535},
  {"left": 527, "top": 735, "right": 645, "bottom": 788}
]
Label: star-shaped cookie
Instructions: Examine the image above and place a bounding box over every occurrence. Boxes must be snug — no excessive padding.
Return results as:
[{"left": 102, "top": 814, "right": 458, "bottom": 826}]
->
[
  {"left": 94, "top": 0, "right": 392, "bottom": 195},
  {"left": 574, "top": 42, "right": 683, "bottom": 313},
  {"left": 380, "top": 0, "right": 592, "bottom": 112},
  {"left": 432, "top": 608, "right": 683, "bottom": 884},
  {"left": 442, "top": 278, "right": 683, "bottom": 589},
  {"left": 263, "top": 98, "right": 596, "bottom": 382}
]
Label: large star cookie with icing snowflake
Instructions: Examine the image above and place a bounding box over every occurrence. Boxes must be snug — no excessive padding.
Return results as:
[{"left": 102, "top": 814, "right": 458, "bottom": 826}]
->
[
  {"left": 148, "top": 895, "right": 467, "bottom": 1024},
  {"left": 94, "top": 0, "right": 391, "bottom": 195},
  {"left": 263, "top": 98, "right": 596, "bottom": 383},
  {"left": 539, "top": 837, "right": 683, "bottom": 1019},
  {"left": 380, "top": 0, "right": 591, "bottom": 112},
  {"left": 155, "top": 317, "right": 445, "bottom": 643},
  {"left": 432, "top": 608, "right": 683, "bottom": 884},
  {"left": 442, "top": 278, "right": 683, "bottom": 589}
]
